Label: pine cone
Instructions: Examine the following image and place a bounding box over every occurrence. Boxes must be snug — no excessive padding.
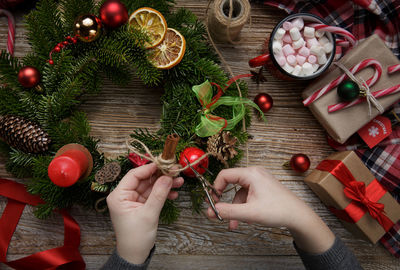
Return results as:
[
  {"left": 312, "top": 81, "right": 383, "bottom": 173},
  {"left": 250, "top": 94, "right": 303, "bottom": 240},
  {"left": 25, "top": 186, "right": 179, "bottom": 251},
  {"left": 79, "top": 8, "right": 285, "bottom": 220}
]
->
[
  {"left": 0, "top": 115, "right": 51, "bottom": 153},
  {"left": 207, "top": 131, "right": 238, "bottom": 167}
]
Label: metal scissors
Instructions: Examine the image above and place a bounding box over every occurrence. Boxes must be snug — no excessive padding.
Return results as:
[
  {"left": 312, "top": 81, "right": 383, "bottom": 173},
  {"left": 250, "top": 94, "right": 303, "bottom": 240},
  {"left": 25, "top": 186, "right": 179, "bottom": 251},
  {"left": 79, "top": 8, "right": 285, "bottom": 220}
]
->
[{"left": 185, "top": 156, "right": 223, "bottom": 221}]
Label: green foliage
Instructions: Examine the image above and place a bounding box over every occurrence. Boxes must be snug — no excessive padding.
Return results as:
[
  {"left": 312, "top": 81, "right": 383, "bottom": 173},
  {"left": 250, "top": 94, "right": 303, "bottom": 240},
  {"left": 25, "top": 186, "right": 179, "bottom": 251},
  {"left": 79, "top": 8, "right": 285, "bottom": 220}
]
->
[{"left": 0, "top": 0, "right": 254, "bottom": 223}]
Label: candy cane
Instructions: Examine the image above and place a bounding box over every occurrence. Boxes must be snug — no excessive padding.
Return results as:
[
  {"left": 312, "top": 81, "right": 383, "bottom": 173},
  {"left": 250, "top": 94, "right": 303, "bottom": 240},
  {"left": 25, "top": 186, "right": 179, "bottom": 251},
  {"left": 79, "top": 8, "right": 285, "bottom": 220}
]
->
[
  {"left": 336, "top": 39, "right": 350, "bottom": 48},
  {"left": 388, "top": 64, "right": 400, "bottom": 74},
  {"left": 303, "top": 59, "right": 383, "bottom": 106},
  {"left": 309, "top": 23, "right": 357, "bottom": 47},
  {"left": 0, "top": 9, "right": 15, "bottom": 55},
  {"left": 328, "top": 84, "right": 400, "bottom": 112}
]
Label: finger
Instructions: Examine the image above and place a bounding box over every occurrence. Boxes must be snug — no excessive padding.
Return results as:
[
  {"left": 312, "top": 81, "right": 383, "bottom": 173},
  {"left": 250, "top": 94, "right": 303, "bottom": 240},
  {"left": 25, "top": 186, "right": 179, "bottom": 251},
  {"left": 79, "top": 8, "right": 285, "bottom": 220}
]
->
[
  {"left": 228, "top": 187, "right": 248, "bottom": 230},
  {"left": 229, "top": 220, "right": 239, "bottom": 230},
  {"left": 117, "top": 163, "right": 158, "bottom": 191},
  {"left": 172, "top": 177, "right": 184, "bottom": 189},
  {"left": 213, "top": 168, "right": 252, "bottom": 194},
  {"left": 206, "top": 188, "right": 248, "bottom": 220},
  {"left": 214, "top": 202, "right": 252, "bottom": 221},
  {"left": 144, "top": 176, "right": 173, "bottom": 214},
  {"left": 167, "top": 191, "right": 179, "bottom": 200}
]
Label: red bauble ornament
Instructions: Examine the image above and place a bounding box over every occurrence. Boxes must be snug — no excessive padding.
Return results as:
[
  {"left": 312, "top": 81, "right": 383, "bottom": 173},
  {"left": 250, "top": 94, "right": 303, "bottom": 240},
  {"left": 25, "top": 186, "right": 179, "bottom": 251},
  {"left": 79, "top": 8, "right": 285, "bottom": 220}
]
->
[
  {"left": 254, "top": 93, "right": 273, "bottom": 113},
  {"left": 179, "top": 147, "right": 209, "bottom": 177},
  {"left": 290, "top": 154, "right": 311, "bottom": 173},
  {"left": 17, "top": 66, "right": 41, "bottom": 88},
  {"left": 99, "top": 0, "right": 128, "bottom": 28}
]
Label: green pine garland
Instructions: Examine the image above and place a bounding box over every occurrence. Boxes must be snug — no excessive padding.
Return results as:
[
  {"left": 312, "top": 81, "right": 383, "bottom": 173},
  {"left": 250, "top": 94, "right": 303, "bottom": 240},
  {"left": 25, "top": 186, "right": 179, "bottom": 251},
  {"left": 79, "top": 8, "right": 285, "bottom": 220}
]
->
[{"left": 0, "top": 0, "right": 253, "bottom": 223}]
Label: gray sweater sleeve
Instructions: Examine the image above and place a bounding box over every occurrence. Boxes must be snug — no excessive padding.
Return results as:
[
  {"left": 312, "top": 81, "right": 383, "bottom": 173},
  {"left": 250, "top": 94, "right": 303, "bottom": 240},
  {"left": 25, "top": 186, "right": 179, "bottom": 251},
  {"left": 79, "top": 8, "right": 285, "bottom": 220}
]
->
[
  {"left": 294, "top": 236, "right": 363, "bottom": 270},
  {"left": 100, "top": 246, "right": 155, "bottom": 270}
]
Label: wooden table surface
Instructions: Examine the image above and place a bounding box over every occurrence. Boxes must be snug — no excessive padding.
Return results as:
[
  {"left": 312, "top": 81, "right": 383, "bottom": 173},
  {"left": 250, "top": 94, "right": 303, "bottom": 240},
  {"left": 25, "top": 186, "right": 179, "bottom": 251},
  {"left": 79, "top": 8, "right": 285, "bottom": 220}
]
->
[{"left": 1, "top": 1, "right": 399, "bottom": 269}]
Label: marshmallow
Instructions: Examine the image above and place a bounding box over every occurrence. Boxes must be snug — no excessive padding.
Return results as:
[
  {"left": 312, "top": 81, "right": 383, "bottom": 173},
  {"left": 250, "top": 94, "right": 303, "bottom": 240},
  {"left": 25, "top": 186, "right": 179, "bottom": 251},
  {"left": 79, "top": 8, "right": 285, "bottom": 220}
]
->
[
  {"left": 292, "top": 38, "right": 305, "bottom": 49},
  {"left": 276, "top": 55, "right": 286, "bottom": 66},
  {"left": 302, "top": 62, "right": 314, "bottom": 76},
  {"left": 282, "top": 21, "right": 293, "bottom": 31},
  {"left": 303, "top": 26, "right": 315, "bottom": 38},
  {"left": 292, "top": 65, "right": 302, "bottom": 76},
  {"left": 318, "top": 36, "right": 329, "bottom": 45},
  {"left": 315, "top": 30, "right": 325, "bottom": 38},
  {"left": 306, "top": 38, "right": 319, "bottom": 48},
  {"left": 272, "top": 41, "right": 283, "bottom": 55},
  {"left": 308, "top": 55, "right": 317, "bottom": 64},
  {"left": 283, "top": 63, "right": 294, "bottom": 73},
  {"left": 296, "top": 55, "right": 306, "bottom": 65},
  {"left": 292, "top": 18, "right": 304, "bottom": 30},
  {"left": 310, "top": 45, "right": 324, "bottom": 56},
  {"left": 287, "top": 55, "right": 297, "bottom": 66},
  {"left": 282, "top": 33, "right": 292, "bottom": 44},
  {"left": 299, "top": 46, "right": 310, "bottom": 57},
  {"left": 323, "top": 42, "right": 334, "bottom": 53},
  {"left": 318, "top": 53, "right": 327, "bottom": 65},
  {"left": 312, "top": 64, "right": 320, "bottom": 72},
  {"left": 275, "top": 28, "right": 286, "bottom": 40},
  {"left": 282, "top": 44, "right": 295, "bottom": 56},
  {"left": 289, "top": 27, "right": 301, "bottom": 41}
]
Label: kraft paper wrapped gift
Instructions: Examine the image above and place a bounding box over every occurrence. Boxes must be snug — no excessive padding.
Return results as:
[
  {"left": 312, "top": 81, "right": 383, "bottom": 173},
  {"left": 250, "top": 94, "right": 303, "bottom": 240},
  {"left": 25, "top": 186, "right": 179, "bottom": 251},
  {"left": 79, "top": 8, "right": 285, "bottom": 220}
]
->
[
  {"left": 305, "top": 151, "right": 400, "bottom": 243},
  {"left": 302, "top": 35, "right": 400, "bottom": 144}
]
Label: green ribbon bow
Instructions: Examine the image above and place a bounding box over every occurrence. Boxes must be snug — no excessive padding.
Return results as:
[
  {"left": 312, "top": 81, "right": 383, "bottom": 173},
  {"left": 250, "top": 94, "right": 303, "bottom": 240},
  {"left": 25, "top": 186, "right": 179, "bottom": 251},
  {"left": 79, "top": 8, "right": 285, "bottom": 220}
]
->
[{"left": 192, "top": 76, "right": 267, "bottom": 137}]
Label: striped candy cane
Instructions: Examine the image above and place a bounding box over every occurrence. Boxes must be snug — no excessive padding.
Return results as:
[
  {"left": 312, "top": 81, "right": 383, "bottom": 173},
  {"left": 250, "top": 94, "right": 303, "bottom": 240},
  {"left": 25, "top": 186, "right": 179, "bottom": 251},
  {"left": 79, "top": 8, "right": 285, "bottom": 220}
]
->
[
  {"left": 328, "top": 84, "right": 400, "bottom": 112},
  {"left": 0, "top": 9, "right": 15, "bottom": 55},
  {"left": 388, "top": 64, "right": 400, "bottom": 75},
  {"left": 310, "top": 23, "right": 357, "bottom": 47},
  {"left": 303, "top": 59, "right": 383, "bottom": 106}
]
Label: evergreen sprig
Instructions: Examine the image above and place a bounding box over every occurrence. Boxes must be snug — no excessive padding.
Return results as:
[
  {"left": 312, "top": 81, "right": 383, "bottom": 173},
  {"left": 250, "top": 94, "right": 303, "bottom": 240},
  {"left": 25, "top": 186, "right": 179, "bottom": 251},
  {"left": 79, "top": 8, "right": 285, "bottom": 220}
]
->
[{"left": 0, "top": 0, "right": 253, "bottom": 223}]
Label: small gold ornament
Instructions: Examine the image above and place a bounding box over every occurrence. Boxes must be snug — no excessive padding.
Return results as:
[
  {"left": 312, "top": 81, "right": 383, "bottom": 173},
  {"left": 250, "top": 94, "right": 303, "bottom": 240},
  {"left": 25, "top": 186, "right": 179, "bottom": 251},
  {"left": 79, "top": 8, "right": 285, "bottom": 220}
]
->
[{"left": 74, "top": 14, "right": 102, "bottom": 42}]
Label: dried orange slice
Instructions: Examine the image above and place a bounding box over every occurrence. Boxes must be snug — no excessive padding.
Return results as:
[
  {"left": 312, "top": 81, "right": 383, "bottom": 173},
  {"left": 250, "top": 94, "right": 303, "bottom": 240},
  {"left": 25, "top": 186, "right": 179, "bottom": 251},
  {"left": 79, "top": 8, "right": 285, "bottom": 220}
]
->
[
  {"left": 148, "top": 28, "right": 186, "bottom": 70},
  {"left": 129, "top": 7, "right": 167, "bottom": 49}
]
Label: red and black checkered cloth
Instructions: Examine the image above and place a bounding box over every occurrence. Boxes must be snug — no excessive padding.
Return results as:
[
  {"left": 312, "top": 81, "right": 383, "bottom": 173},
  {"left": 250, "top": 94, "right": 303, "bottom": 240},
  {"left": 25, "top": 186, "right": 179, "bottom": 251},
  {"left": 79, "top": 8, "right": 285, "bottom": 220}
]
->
[{"left": 253, "top": 0, "right": 400, "bottom": 258}]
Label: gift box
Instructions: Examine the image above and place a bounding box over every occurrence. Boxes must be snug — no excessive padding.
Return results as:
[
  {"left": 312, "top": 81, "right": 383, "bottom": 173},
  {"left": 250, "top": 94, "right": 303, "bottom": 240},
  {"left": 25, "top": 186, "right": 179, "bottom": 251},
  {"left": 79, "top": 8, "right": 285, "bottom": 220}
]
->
[
  {"left": 302, "top": 34, "right": 400, "bottom": 144},
  {"left": 305, "top": 151, "right": 400, "bottom": 243}
]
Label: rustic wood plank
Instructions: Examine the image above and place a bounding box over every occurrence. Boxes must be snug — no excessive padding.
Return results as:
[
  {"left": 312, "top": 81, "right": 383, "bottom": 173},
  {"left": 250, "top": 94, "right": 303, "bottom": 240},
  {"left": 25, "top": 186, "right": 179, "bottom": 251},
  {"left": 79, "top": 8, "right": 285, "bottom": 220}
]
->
[{"left": 1, "top": 1, "right": 399, "bottom": 269}]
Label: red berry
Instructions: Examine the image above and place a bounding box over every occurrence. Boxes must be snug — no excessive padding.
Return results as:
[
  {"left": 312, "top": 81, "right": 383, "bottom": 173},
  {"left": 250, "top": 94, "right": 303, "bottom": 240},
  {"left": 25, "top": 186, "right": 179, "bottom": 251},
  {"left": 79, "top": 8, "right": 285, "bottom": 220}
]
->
[
  {"left": 49, "top": 60, "right": 54, "bottom": 65},
  {"left": 72, "top": 39, "right": 77, "bottom": 44},
  {"left": 63, "top": 41, "right": 68, "bottom": 45},
  {"left": 179, "top": 147, "right": 209, "bottom": 177},
  {"left": 59, "top": 43, "right": 64, "bottom": 48},
  {"left": 54, "top": 46, "right": 61, "bottom": 52}
]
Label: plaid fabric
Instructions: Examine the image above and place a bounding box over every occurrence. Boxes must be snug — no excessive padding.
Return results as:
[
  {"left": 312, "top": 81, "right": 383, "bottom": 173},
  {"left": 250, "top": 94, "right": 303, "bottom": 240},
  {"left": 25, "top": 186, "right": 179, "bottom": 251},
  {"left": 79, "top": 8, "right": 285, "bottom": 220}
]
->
[{"left": 252, "top": 0, "right": 400, "bottom": 257}]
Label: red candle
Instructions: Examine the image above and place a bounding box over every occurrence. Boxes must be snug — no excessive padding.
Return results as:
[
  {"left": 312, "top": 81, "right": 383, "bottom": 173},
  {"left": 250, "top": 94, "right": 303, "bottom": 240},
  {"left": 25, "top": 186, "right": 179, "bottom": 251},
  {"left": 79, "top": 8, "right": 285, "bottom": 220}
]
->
[{"left": 48, "top": 149, "right": 89, "bottom": 187}]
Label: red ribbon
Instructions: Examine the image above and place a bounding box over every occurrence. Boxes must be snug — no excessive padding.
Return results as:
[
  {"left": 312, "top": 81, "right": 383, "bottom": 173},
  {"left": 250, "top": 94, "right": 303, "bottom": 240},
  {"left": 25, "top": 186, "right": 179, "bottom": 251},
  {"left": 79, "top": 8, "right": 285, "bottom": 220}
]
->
[
  {"left": 0, "top": 178, "right": 85, "bottom": 270},
  {"left": 317, "top": 160, "right": 394, "bottom": 232}
]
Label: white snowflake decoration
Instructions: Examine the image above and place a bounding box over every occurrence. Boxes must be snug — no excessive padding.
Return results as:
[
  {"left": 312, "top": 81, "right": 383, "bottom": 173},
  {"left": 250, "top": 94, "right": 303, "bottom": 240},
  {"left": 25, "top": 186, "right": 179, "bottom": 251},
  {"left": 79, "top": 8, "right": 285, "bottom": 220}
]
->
[{"left": 368, "top": 126, "right": 379, "bottom": 137}]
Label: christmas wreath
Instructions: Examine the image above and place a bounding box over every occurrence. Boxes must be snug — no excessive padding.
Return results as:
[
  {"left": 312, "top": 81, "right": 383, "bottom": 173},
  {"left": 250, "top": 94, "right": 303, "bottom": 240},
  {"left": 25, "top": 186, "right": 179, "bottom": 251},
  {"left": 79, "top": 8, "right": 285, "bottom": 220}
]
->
[{"left": 0, "top": 0, "right": 261, "bottom": 223}]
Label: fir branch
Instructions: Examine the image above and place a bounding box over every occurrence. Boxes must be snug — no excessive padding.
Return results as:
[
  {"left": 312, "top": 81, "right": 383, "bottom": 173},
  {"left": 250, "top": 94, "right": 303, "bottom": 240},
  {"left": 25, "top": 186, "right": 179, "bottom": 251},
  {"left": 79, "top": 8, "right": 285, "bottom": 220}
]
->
[
  {"left": 0, "top": 51, "right": 23, "bottom": 91},
  {"left": 59, "top": 0, "right": 96, "bottom": 34}
]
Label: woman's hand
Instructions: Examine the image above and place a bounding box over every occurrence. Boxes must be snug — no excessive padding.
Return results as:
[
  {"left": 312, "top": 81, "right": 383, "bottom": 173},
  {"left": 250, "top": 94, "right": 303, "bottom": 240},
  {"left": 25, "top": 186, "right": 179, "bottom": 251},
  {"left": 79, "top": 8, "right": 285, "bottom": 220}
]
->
[
  {"left": 207, "top": 167, "right": 335, "bottom": 254},
  {"left": 107, "top": 163, "right": 184, "bottom": 264}
]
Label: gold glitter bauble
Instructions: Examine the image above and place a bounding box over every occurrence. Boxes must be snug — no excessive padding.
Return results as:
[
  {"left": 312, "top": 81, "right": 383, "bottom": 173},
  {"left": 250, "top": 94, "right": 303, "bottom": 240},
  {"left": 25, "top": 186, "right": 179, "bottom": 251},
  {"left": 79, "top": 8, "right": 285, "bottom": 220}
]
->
[{"left": 73, "top": 14, "right": 102, "bottom": 42}]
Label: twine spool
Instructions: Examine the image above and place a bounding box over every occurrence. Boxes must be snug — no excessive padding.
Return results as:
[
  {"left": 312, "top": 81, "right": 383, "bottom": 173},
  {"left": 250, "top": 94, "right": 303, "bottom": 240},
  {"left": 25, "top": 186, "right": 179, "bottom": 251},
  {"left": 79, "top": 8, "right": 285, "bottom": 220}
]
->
[{"left": 207, "top": 0, "right": 250, "bottom": 43}]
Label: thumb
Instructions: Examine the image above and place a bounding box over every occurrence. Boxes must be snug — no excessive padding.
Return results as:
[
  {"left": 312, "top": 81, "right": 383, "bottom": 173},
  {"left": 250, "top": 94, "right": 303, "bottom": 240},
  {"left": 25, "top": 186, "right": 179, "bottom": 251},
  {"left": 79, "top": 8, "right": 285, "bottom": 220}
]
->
[
  {"left": 215, "top": 202, "right": 252, "bottom": 222},
  {"left": 145, "top": 176, "right": 173, "bottom": 215}
]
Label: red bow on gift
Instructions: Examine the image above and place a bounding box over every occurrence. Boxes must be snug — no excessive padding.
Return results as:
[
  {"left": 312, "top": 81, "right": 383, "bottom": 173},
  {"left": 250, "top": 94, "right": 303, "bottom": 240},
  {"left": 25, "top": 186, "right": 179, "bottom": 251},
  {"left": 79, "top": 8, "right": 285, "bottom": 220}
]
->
[{"left": 317, "top": 159, "right": 394, "bottom": 232}]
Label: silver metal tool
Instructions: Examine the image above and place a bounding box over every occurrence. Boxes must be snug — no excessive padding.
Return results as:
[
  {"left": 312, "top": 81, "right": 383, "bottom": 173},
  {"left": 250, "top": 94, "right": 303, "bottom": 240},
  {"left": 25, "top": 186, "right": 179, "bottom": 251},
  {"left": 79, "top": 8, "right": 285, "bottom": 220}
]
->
[{"left": 185, "top": 157, "right": 223, "bottom": 221}]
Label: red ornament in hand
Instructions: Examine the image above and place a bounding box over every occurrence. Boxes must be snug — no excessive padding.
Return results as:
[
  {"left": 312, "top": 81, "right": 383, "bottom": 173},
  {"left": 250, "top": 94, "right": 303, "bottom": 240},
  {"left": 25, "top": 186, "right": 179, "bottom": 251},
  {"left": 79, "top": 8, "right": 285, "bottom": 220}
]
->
[
  {"left": 18, "top": 66, "right": 40, "bottom": 88},
  {"left": 290, "top": 154, "right": 311, "bottom": 173},
  {"left": 179, "top": 147, "right": 209, "bottom": 177},
  {"left": 99, "top": 0, "right": 128, "bottom": 28},
  {"left": 254, "top": 93, "right": 273, "bottom": 113}
]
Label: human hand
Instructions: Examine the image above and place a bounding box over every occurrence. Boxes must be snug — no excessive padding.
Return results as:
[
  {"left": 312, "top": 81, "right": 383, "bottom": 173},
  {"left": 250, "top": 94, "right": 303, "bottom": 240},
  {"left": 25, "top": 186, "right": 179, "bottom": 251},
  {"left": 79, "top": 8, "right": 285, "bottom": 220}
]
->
[
  {"left": 207, "top": 167, "right": 335, "bottom": 254},
  {"left": 106, "top": 163, "right": 184, "bottom": 264},
  {"left": 206, "top": 167, "right": 311, "bottom": 230}
]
